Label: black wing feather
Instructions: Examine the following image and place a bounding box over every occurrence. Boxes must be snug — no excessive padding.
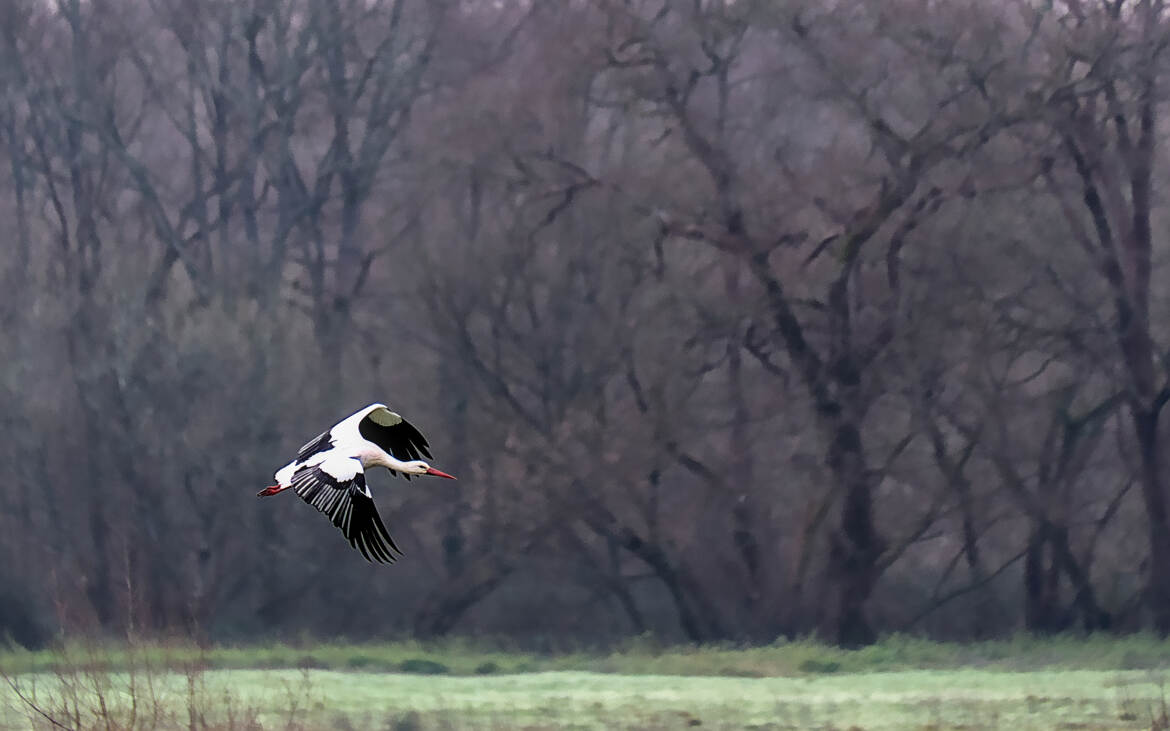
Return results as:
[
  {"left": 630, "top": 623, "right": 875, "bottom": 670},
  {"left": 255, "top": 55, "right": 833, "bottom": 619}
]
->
[
  {"left": 358, "top": 413, "right": 433, "bottom": 480},
  {"left": 289, "top": 465, "right": 402, "bottom": 563},
  {"left": 295, "top": 430, "right": 334, "bottom": 462}
]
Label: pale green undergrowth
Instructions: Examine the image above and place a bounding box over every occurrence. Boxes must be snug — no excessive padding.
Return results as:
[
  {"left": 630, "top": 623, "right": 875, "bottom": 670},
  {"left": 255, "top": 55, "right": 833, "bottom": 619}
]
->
[
  {"left": 3, "top": 667, "right": 1168, "bottom": 730},
  {"left": 3, "top": 633, "right": 1170, "bottom": 677}
]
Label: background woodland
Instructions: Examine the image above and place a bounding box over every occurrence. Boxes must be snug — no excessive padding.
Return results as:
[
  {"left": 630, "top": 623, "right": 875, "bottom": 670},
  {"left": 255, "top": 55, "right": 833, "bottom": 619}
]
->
[{"left": 1, "top": 0, "right": 1169, "bottom": 649}]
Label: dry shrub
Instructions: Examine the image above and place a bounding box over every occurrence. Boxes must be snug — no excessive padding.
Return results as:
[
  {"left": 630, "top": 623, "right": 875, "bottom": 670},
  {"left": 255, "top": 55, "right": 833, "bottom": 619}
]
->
[{"left": 2, "top": 642, "right": 314, "bottom": 730}]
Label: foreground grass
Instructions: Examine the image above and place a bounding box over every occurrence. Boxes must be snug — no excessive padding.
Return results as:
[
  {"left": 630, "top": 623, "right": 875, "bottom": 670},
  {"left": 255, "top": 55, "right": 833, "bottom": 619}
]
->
[
  {"left": 3, "top": 667, "right": 1169, "bottom": 729},
  {"left": 3, "top": 637, "right": 1170, "bottom": 728},
  {"left": 4, "top": 633, "right": 1170, "bottom": 677}
]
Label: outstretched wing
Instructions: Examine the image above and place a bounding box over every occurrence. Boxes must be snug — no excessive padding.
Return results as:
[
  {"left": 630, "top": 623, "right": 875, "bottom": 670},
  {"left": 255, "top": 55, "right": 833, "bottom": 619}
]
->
[
  {"left": 288, "top": 454, "right": 402, "bottom": 563},
  {"left": 357, "top": 406, "right": 432, "bottom": 479},
  {"left": 295, "top": 430, "right": 334, "bottom": 462}
]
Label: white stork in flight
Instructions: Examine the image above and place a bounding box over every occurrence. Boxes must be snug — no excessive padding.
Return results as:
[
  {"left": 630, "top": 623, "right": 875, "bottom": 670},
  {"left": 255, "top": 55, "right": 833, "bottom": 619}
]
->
[{"left": 259, "top": 403, "right": 455, "bottom": 563}]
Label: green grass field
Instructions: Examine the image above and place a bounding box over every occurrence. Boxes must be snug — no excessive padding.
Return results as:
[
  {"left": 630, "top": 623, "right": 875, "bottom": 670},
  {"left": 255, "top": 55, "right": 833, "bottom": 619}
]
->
[{"left": 3, "top": 636, "right": 1170, "bottom": 729}]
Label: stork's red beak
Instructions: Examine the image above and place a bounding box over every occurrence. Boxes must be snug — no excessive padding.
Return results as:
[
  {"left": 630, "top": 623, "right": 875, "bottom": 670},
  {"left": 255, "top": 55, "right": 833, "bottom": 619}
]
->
[{"left": 425, "top": 466, "right": 457, "bottom": 480}]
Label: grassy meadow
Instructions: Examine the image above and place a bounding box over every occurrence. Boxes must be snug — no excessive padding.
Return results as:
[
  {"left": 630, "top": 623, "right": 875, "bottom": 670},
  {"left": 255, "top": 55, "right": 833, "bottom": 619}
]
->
[{"left": 2, "top": 635, "right": 1170, "bottom": 729}]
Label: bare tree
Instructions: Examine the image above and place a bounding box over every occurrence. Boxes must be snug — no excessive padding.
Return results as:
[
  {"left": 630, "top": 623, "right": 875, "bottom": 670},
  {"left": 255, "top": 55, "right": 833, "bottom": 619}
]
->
[{"left": 1032, "top": 0, "right": 1170, "bottom": 633}]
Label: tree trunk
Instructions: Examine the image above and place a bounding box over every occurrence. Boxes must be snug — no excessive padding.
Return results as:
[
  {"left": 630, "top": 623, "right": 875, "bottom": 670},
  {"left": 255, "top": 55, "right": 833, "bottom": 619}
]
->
[
  {"left": 747, "top": 252, "right": 885, "bottom": 646},
  {"left": 724, "top": 260, "right": 760, "bottom": 620},
  {"left": 1134, "top": 406, "right": 1170, "bottom": 633},
  {"left": 439, "top": 360, "right": 468, "bottom": 578},
  {"left": 1023, "top": 522, "right": 1061, "bottom": 634},
  {"left": 827, "top": 417, "right": 883, "bottom": 648}
]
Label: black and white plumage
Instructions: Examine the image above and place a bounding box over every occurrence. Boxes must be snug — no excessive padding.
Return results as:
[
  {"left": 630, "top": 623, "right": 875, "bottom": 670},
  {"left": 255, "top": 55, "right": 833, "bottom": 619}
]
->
[{"left": 259, "top": 403, "right": 456, "bottom": 563}]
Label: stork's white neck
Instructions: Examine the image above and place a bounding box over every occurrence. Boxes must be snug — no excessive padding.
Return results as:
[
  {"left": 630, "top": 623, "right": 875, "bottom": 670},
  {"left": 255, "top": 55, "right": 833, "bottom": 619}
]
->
[
  {"left": 345, "top": 440, "right": 428, "bottom": 475},
  {"left": 376, "top": 452, "right": 428, "bottom": 474}
]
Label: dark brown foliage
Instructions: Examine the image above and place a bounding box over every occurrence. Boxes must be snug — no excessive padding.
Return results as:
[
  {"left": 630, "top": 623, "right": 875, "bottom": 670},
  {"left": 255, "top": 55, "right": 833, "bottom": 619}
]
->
[{"left": 0, "top": 0, "right": 1168, "bottom": 648}]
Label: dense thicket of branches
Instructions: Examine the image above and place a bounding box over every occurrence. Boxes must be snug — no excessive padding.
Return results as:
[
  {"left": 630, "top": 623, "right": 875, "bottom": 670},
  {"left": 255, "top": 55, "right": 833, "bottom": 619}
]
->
[{"left": 3, "top": 0, "right": 1170, "bottom": 648}]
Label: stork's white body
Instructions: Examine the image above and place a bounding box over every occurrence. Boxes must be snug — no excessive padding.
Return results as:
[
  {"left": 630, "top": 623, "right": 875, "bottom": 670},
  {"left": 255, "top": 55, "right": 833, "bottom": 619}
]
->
[{"left": 274, "top": 404, "right": 416, "bottom": 486}]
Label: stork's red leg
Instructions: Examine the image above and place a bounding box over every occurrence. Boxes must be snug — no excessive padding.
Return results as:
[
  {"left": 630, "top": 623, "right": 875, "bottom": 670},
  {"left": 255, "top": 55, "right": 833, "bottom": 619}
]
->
[{"left": 257, "top": 484, "right": 284, "bottom": 497}]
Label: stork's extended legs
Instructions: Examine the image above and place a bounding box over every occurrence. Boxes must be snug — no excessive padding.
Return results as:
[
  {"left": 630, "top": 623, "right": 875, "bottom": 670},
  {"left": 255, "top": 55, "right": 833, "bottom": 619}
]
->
[{"left": 257, "top": 484, "right": 289, "bottom": 497}]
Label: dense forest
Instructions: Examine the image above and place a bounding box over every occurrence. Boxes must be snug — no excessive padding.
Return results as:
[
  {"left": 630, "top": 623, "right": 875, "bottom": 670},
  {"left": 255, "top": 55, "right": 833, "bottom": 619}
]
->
[{"left": 1, "top": 0, "right": 1169, "bottom": 649}]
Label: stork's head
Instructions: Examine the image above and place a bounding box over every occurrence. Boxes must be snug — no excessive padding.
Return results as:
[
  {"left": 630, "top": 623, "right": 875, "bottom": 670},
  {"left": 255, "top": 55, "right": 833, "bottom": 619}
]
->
[{"left": 402, "top": 460, "right": 457, "bottom": 479}]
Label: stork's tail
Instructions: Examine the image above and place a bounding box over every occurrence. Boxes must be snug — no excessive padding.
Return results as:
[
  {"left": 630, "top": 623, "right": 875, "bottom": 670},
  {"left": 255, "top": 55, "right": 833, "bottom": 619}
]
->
[{"left": 262, "top": 461, "right": 300, "bottom": 497}]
